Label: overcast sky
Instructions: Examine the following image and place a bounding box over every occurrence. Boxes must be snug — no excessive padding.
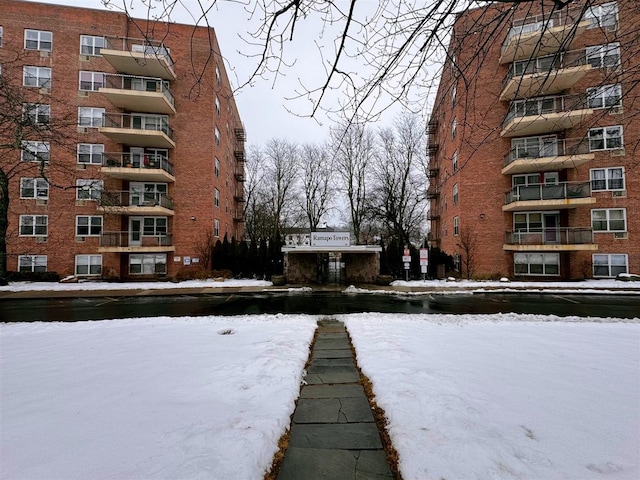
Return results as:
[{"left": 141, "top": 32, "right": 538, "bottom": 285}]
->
[{"left": 29, "top": 0, "right": 420, "bottom": 148}]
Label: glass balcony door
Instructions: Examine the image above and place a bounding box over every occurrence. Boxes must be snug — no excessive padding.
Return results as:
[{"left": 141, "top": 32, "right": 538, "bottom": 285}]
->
[{"left": 129, "top": 217, "right": 142, "bottom": 246}]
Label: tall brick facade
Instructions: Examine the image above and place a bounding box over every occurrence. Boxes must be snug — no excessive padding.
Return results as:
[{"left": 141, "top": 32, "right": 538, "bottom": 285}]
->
[
  {"left": 1, "top": 0, "right": 245, "bottom": 279},
  {"left": 428, "top": 0, "right": 638, "bottom": 280}
]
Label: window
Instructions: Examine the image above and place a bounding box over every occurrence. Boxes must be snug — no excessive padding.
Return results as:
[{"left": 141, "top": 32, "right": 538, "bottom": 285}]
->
[
  {"left": 511, "top": 96, "right": 558, "bottom": 117},
  {"left": 21, "top": 141, "right": 50, "bottom": 162},
  {"left": 215, "top": 127, "right": 220, "bottom": 145},
  {"left": 23, "top": 66, "right": 51, "bottom": 88},
  {"left": 452, "top": 183, "right": 458, "bottom": 204},
  {"left": 79, "top": 71, "right": 105, "bottom": 91},
  {"left": 453, "top": 253, "right": 461, "bottom": 272},
  {"left": 513, "top": 212, "right": 544, "bottom": 232},
  {"left": 215, "top": 65, "right": 221, "bottom": 85},
  {"left": 453, "top": 216, "right": 459, "bottom": 236},
  {"left": 76, "top": 179, "right": 103, "bottom": 200},
  {"left": 143, "top": 217, "right": 167, "bottom": 236},
  {"left": 451, "top": 84, "right": 456, "bottom": 107},
  {"left": 24, "top": 29, "right": 52, "bottom": 51},
  {"left": 586, "top": 43, "right": 620, "bottom": 68},
  {"left": 0, "top": 26, "right": 3, "bottom": 48},
  {"left": 130, "top": 182, "right": 167, "bottom": 206},
  {"left": 19, "top": 255, "right": 47, "bottom": 273},
  {"left": 585, "top": 2, "right": 618, "bottom": 29},
  {"left": 215, "top": 157, "right": 220, "bottom": 177},
  {"left": 214, "top": 188, "right": 220, "bottom": 207},
  {"left": 19, "top": 215, "right": 48, "bottom": 236},
  {"left": 20, "top": 178, "right": 48, "bottom": 199},
  {"left": 214, "top": 219, "right": 220, "bottom": 237},
  {"left": 587, "top": 84, "right": 622, "bottom": 109},
  {"left": 80, "top": 35, "right": 105, "bottom": 56},
  {"left": 452, "top": 150, "right": 458, "bottom": 172},
  {"left": 451, "top": 118, "right": 457, "bottom": 139},
  {"left": 23, "top": 103, "right": 50, "bottom": 124},
  {"left": 589, "top": 126, "right": 623, "bottom": 151},
  {"left": 593, "top": 254, "right": 627, "bottom": 278},
  {"left": 77, "top": 143, "right": 104, "bottom": 164},
  {"left": 129, "top": 254, "right": 167, "bottom": 275},
  {"left": 592, "top": 208, "right": 626, "bottom": 232},
  {"left": 76, "top": 216, "right": 103, "bottom": 236},
  {"left": 512, "top": 173, "right": 541, "bottom": 187},
  {"left": 215, "top": 96, "right": 221, "bottom": 116},
  {"left": 75, "top": 255, "right": 102, "bottom": 276},
  {"left": 590, "top": 167, "right": 624, "bottom": 191},
  {"left": 514, "top": 253, "right": 560, "bottom": 276},
  {"left": 511, "top": 135, "right": 558, "bottom": 159},
  {"left": 78, "top": 107, "right": 105, "bottom": 127}
]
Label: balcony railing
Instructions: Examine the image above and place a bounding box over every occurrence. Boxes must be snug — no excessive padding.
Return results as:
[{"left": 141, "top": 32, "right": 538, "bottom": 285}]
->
[
  {"left": 503, "top": 137, "right": 591, "bottom": 167},
  {"left": 503, "top": 94, "right": 589, "bottom": 128},
  {"left": 504, "top": 8, "right": 586, "bottom": 45},
  {"left": 102, "top": 36, "right": 175, "bottom": 80},
  {"left": 100, "top": 190, "right": 174, "bottom": 210},
  {"left": 102, "top": 113, "right": 174, "bottom": 138},
  {"left": 505, "top": 227, "right": 594, "bottom": 245},
  {"left": 103, "top": 152, "right": 174, "bottom": 175},
  {"left": 100, "top": 231, "right": 173, "bottom": 248},
  {"left": 502, "top": 48, "right": 589, "bottom": 87},
  {"left": 505, "top": 181, "right": 591, "bottom": 205},
  {"left": 102, "top": 73, "right": 174, "bottom": 106}
]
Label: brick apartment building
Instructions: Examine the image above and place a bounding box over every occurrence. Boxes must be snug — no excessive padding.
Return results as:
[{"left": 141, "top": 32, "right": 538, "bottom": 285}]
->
[
  {"left": 428, "top": 0, "right": 638, "bottom": 279},
  {"left": 0, "top": 0, "right": 245, "bottom": 279}
]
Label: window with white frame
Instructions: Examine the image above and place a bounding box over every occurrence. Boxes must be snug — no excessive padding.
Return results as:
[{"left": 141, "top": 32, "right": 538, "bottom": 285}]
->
[
  {"left": 452, "top": 150, "right": 458, "bottom": 172},
  {"left": 451, "top": 84, "right": 456, "bottom": 107},
  {"left": 21, "top": 141, "right": 50, "bottom": 162},
  {"left": 585, "top": 1, "right": 618, "bottom": 29},
  {"left": 215, "top": 65, "right": 221, "bottom": 85},
  {"left": 79, "top": 71, "right": 105, "bottom": 91},
  {"left": 214, "top": 219, "right": 220, "bottom": 237},
  {"left": 129, "top": 254, "right": 167, "bottom": 275},
  {"left": 453, "top": 253, "right": 461, "bottom": 272},
  {"left": 75, "top": 254, "right": 102, "bottom": 276},
  {"left": 590, "top": 167, "right": 624, "bottom": 191},
  {"left": 215, "top": 157, "right": 220, "bottom": 177},
  {"left": 19, "top": 215, "right": 47, "bottom": 236},
  {"left": 18, "top": 255, "right": 47, "bottom": 273},
  {"left": 451, "top": 118, "right": 457, "bottom": 139},
  {"left": 143, "top": 217, "right": 167, "bottom": 236},
  {"left": 592, "top": 208, "right": 626, "bottom": 232},
  {"left": 511, "top": 135, "right": 558, "bottom": 159},
  {"left": 453, "top": 183, "right": 458, "bottom": 204},
  {"left": 215, "top": 96, "right": 221, "bottom": 115},
  {"left": 76, "top": 179, "right": 103, "bottom": 200},
  {"left": 130, "top": 182, "right": 167, "bottom": 206},
  {"left": 23, "top": 66, "right": 51, "bottom": 88},
  {"left": 80, "top": 35, "right": 105, "bottom": 56},
  {"left": 76, "top": 215, "right": 103, "bottom": 236},
  {"left": 586, "top": 42, "right": 620, "bottom": 68},
  {"left": 214, "top": 188, "right": 220, "bottom": 207},
  {"left": 589, "top": 126, "right": 623, "bottom": 151},
  {"left": 78, "top": 107, "right": 104, "bottom": 127},
  {"left": 215, "top": 127, "right": 220, "bottom": 145},
  {"left": 593, "top": 253, "right": 627, "bottom": 277},
  {"left": 0, "top": 26, "right": 3, "bottom": 48},
  {"left": 77, "top": 143, "right": 104, "bottom": 164},
  {"left": 513, "top": 212, "right": 544, "bottom": 232},
  {"left": 587, "top": 84, "right": 621, "bottom": 109},
  {"left": 20, "top": 178, "right": 48, "bottom": 199},
  {"left": 514, "top": 252, "right": 559, "bottom": 276},
  {"left": 453, "top": 216, "right": 459, "bottom": 236},
  {"left": 23, "top": 103, "right": 50, "bottom": 124},
  {"left": 24, "top": 29, "right": 52, "bottom": 51}
]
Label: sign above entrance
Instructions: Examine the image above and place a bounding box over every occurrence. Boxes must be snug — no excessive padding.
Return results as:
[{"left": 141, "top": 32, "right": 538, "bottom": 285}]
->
[{"left": 310, "top": 231, "right": 351, "bottom": 247}]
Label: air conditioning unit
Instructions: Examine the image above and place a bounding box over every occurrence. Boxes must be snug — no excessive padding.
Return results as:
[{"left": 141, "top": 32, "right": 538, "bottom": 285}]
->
[
  {"left": 35, "top": 199, "right": 48, "bottom": 206},
  {"left": 610, "top": 148, "right": 625, "bottom": 157},
  {"left": 75, "top": 236, "right": 86, "bottom": 243},
  {"left": 79, "top": 54, "right": 90, "bottom": 62},
  {"left": 614, "top": 232, "right": 628, "bottom": 239},
  {"left": 612, "top": 190, "right": 627, "bottom": 198},
  {"left": 39, "top": 87, "right": 50, "bottom": 95},
  {"left": 76, "top": 199, "right": 87, "bottom": 206},
  {"left": 35, "top": 236, "right": 48, "bottom": 243},
  {"left": 40, "top": 50, "right": 50, "bottom": 58},
  {"left": 609, "top": 106, "right": 624, "bottom": 115},
  {"left": 606, "top": 22, "right": 619, "bottom": 32},
  {"left": 77, "top": 126, "right": 89, "bottom": 133},
  {"left": 78, "top": 91, "right": 89, "bottom": 97}
]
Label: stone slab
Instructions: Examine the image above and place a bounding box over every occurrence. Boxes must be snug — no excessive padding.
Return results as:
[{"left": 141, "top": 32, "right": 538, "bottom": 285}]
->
[
  {"left": 300, "top": 384, "right": 366, "bottom": 399},
  {"left": 317, "top": 332, "right": 349, "bottom": 339},
  {"left": 293, "top": 397, "right": 375, "bottom": 423},
  {"left": 314, "top": 337, "right": 352, "bottom": 350},
  {"left": 277, "top": 448, "right": 392, "bottom": 480},
  {"left": 311, "top": 357, "right": 355, "bottom": 367},
  {"left": 312, "top": 348, "right": 352, "bottom": 359},
  {"left": 288, "top": 423, "right": 383, "bottom": 449},
  {"left": 306, "top": 365, "right": 359, "bottom": 384}
]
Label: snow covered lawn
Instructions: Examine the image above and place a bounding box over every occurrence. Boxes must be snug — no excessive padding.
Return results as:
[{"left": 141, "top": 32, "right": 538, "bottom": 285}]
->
[
  {"left": 0, "top": 316, "right": 317, "bottom": 480},
  {"left": 343, "top": 314, "right": 640, "bottom": 480}
]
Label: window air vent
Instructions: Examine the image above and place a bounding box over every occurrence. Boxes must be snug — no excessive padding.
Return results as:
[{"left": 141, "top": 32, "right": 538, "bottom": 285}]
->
[
  {"left": 612, "top": 190, "right": 627, "bottom": 198},
  {"left": 614, "top": 232, "right": 628, "bottom": 239}
]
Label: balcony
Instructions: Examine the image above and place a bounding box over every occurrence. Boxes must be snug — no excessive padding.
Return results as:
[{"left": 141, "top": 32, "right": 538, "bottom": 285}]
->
[
  {"left": 502, "top": 137, "right": 594, "bottom": 175},
  {"left": 233, "top": 209, "right": 244, "bottom": 223},
  {"left": 99, "top": 113, "right": 175, "bottom": 149},
  {"left": 427, "top": 167, "right": 439, "bottom": 178},
  {"left": 427, "top": 185, "right": 439, "bottom": 199},
  {"left": 501, "top": 94, "right": 593, "bottom": 137},
  {"left": 234, "top": 125, "right": 246, "bottom": 142},
  {"left": 234, "top": 149, "right": 245, "bottom": 163},
  {"left": 234, "top": 169, "right": 245, "bottom": 182},
  {"left": 234, "top": 190, "right": 245, "bottom": 203},
  {"left": 504, "top": 227, "right": 597, "bottom": 251},
  {"left": 503, "top": 181, "right": 595, "bottom": 211},
  {"left": 98, "top": 190, "right": 174, "bottom": 216},
  {"left": 101, "top": 152, "right": 175, "bottom": 182},
  {"left": 101, "top": 36, "right": 176, "bottom": 81},
  {"left": 426, "top": 120, "right": 438, "bottom": 135},
  {"left": 500, "top": 49, "right": 592, "bottom": 101},
  {"left": 500, "top": 9, "right": 590, "bottom": 64},
  {"left": 98, "top": 231, "right": 175, "bottom": 253},
  {"left": 99, "top": 74, "right": 175, "bottom": 114}
]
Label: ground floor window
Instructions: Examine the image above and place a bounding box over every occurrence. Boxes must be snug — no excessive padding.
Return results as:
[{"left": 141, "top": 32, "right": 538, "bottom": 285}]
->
[
  {"left": 514, "top": 252, "right": 559, "bottom": 276},
  {"left": 593, "top": 254, "right": 627, "bottom": 278},
  {"left": 75, "top": 254, "right": 102, "bottom": 276},
  {"left": 18, "top": 255, "right": 47, "bottom": 272},
  {"left": 129, "top": 254, "right": 167, "bottom": 275}
]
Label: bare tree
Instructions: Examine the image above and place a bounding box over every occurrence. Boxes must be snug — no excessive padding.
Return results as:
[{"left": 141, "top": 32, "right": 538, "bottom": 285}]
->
[
  {"left": 298, "top": 143, "right": 333, "bottom": 230},
  {"left": 242, "top": 145, "right": 273, "bottom": 243},
  {"left": 456, "top": 226, "right": 479, "bottom": 279},
  {"left": 263, "top": 138, "right": 299, "bottom": 237}
]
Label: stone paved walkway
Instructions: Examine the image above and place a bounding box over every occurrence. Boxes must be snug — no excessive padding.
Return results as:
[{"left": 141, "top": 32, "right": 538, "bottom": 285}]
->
[{"left": 277, "top": 319, "right": 393, "bottom": 480}]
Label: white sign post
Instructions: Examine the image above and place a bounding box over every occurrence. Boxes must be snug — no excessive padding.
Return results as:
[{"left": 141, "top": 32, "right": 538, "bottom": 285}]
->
[
  {"left": 403, "top": 247, "right": 411, "bottom": 281},
  {"left": 419, "top": 248, "right": 429, "bottom": 280}
]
